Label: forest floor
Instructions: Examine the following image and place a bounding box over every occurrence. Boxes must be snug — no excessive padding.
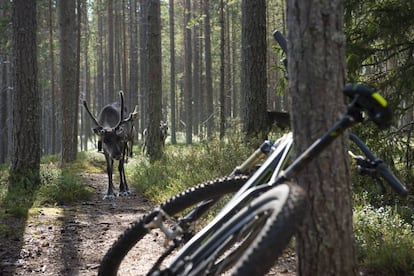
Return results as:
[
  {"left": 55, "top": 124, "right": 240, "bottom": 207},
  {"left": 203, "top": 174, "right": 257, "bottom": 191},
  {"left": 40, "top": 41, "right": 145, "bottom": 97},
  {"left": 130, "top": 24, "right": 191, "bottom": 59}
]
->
[{"left": 0, "top": 172, "right": 296, "bottom": 276}]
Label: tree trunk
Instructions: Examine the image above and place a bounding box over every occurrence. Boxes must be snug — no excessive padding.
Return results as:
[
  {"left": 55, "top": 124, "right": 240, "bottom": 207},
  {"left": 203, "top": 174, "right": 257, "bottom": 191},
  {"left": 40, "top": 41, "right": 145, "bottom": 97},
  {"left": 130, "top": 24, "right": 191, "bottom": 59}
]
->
[
  {"left": 203, "top": 0, "right": 214, "bottom": 139},
  {"left": 230, "top": 4, "right": 239, "bottom": 118},
  {"left": 10, "top": 0, "right": 41, "bottom": 187},
  {"left": 76, "top": 0, "right": 82, "bottom": 150},
  {"left": 241, "top": 0, "right": 267, "bottom": 142},
  {"left": 169, "top": 0, "right": 177, "bottom": 144},
  {"left": 146, "top": 0, "right": 162, "bottom": 160},
  {"left": 81, "top": 0, "right": 91, "bottom": 151},
  {"left": 48, "top": 0, "right": 57, "bottom": 154},
  {"left": 0, "top": 54, "right": 7, "bottom": 164},
  {"left": 129, "top": 0, "right": 139, "bottom": 141},
  {"left": 107, "top": 0, "right": 115, "bottom": 100},
  {"left": 96, "top": 0, "right": 105, "bottom": 109},
  {"left": 219, "top": 0, "right": 225, "bottom": 139},
  {"left": 224, "top": 4, "right": 231, "bottom": 119},
  {"left": 114, "top": 1, "right": 121, "bottom": 93},
  {"left": 192, "top": 0, "right": 200, "bottom": 137},
  {"left": 59, "top": 0, "right": 78, "bottom": 164},
  {"left": 183, "top": 0, "right": 192, "bottom": 144},
  {"left": 139, "top": 0, "right": 149, "bottom": 133},
  {"left": 121, "top": 0, "right": 128, "bottom": 94},
  {"left": 286, "top": 0, "right": 357, "bottom": 275}
]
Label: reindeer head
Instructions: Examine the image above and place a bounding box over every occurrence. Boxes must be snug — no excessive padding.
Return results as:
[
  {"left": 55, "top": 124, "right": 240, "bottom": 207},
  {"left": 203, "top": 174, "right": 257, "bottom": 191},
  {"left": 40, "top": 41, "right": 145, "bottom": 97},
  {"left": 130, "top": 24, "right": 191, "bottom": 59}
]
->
[{"left": 84, "top": 91, "right": 138, "bottom": 160}]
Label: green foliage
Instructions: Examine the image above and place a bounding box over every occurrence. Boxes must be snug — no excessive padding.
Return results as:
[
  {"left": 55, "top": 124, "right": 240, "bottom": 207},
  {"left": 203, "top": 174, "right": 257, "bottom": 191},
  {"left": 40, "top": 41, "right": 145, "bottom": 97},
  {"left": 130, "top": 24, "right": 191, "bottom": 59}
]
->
[
  {"left": 354, "top": 203, "right": 414, "bottom": 275},
  {"left": 350, "top": 125, "right": 413, "bottom": 205},
  {"left": 0, "top": 165, "right": 34, "bottom": 218},
  {"left": 34, "top": 163, "right": 94, "bottom": 206},
  {"left": 130, "top": 134, "right": 251, "bottom": 203},
  {"left": 0, "top": 153, "right": 96, "bottom": 219},
  {"left": 344, "top": 0, "right": 414, "bottom": 195}
]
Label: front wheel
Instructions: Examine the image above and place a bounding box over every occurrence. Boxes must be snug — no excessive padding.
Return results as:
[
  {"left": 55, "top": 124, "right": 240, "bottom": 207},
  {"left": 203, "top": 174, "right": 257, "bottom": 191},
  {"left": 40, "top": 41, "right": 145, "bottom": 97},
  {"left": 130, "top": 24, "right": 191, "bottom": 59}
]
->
[
  {"left": 98, "top": 175, "right": 249, "bottom": 276},
  {"left": 173, "top": 181, "right": 306, "bottom": 276}
]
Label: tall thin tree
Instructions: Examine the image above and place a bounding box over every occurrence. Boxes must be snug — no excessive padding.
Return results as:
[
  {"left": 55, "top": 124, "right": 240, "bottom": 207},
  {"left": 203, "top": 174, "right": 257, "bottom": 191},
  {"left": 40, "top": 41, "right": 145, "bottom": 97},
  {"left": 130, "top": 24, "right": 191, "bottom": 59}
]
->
[
  {"left": 59, "top": 0, "right": 79, "bottom": 164},
  {"left": 192, "top": 0, "right": 200, "bottom": 137},
  {"left": 107, "top": 0, "right": 115, "bottom": 101},
  {"left": 0, "top": 0, "right": 11, "bottom": 163},
  {"left": 146, "top": 0, "right": 163, "bottom": 160},
  {"left": 48, "top": 0, "right": 57, "bottom": 154},
  {"left": 241, "top": 0, "right": 268, "bottom": 141},
  {"left": 203, "top": 0, "right": 214, "bottom": 139},
  {"left": 183, "top": 0, "right": 192, "bottom": 144},
  {"left": 219, "top": 0, "right": 225, "bottom": 139},
  {"left": 96, "top": 0, "right": 105, "bottom": 109},
  {"left": 129, "top": 0, "right": 139, "bottom": 135},
  {"left": 169, "top": 0, "right": 177, "bottom": 144},
  {"left": 10, "top": 0, "right": 41, "bottom": 187},
  {"left": 139, "top": 0, "right": 149, "bottom": 133}
]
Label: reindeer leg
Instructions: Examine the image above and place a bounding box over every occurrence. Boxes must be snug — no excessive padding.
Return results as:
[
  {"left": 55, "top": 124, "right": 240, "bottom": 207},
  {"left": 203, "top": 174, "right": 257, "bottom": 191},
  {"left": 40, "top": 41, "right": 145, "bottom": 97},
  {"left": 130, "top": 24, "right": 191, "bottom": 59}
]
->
[
  {"left": 129, "top": 140, "right": 133, "bottom": 157},
  {"left": 118, "top": 158, "right": 130, "bottom": 196},
  {"left": 118, "top": 147, "right": 130, "bottom": 196},
  {"left": 103, "top": 153, "right": 116, "bottom": 200}
]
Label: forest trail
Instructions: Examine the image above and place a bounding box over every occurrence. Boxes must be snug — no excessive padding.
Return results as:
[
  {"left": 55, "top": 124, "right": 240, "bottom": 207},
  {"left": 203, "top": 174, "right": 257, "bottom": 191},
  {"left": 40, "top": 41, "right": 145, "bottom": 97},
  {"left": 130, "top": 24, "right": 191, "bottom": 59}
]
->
[{"left": 0, "top": 173, "right": 296, "bottom": 276}]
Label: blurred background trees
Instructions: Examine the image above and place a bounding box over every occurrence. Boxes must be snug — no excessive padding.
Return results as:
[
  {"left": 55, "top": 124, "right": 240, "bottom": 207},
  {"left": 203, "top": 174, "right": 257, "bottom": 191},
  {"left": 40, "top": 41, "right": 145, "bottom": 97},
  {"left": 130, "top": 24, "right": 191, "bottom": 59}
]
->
[{"left": 0, "top": 0, "right": 411, "bottom": 187}]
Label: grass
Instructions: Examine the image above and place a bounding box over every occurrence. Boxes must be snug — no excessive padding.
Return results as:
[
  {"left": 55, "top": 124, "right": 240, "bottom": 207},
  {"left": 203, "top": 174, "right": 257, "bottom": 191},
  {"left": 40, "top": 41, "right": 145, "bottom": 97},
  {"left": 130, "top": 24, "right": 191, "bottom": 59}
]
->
[
  {"left": 129, "top": 134, "right": 252, "bottom": 203},
  {"left": 0, "top": 152, "right": 102, "bottom": 220}
]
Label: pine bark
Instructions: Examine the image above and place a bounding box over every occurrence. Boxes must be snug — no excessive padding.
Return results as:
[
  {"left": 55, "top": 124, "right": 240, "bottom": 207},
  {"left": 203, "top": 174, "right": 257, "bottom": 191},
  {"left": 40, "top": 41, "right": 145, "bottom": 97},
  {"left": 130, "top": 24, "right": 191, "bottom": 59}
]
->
[
  {"left": 203, "top": 0, "right": 214, "bottom": 139},
  {"left": 10, "top": 0, "right": 41, "bottom": 187},
  {"left": 59, "top": 0, "right": 78, "bottom": 164},
  {"left": 286, "top": 0, "right": 357, "bottom": 274},
  {"left": 147, "top": 0, "right": 163, "bottom": 160},
  {"left": 183, "top": 0, "right": 192, "bottom": 144},
  {"left": 241, "top": 0, "right": 268, "bottom": 141},
  {"left": 169, "top": 0, "right": 177, "bottom": 144}
]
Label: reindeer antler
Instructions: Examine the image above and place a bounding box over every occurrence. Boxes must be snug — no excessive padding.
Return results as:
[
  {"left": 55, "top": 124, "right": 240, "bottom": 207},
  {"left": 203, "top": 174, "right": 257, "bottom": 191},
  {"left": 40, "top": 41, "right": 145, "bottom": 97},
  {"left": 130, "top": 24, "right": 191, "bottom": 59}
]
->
[
  {"left": 115, "top": 91, "right": 125, "bottom": 129},
  {"left": 83, "top": 100, "right": 101, "bottom": 127},
  {"left": 124, "top": 105, "right": 139, "bottom": 122}
]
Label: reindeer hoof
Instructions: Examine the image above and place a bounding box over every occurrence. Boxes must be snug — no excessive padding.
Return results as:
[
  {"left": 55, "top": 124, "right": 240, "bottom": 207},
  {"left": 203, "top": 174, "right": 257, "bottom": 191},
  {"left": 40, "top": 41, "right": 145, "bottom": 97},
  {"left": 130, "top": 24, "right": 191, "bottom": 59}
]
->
[
  {"left": 103, "top": 194, "right": 117, "bottom": 200},
  {"left": 118, "top": 191, "right": 130, "bottom": 197}
]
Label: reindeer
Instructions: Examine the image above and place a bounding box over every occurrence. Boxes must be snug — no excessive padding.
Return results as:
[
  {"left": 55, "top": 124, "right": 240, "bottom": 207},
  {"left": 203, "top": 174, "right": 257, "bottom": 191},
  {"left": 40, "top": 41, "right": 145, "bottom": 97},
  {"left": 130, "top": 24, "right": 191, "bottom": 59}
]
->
[
  {"left": 83, "top": 91, "right": 138, "bottom": 199},
  {"left": 125, "top": 124, "right": 137, "bottom": 163},
  {"left": 142, "top": 120, "right": 168, "bottom": 154}
]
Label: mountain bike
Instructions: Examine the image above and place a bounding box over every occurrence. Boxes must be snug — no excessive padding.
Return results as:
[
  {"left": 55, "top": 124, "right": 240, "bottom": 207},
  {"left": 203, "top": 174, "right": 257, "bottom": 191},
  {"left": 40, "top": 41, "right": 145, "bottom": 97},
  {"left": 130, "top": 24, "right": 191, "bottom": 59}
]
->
[
  {"left": 98, "top": 83, "right": 407, "bottom": 276},
  {"left": 98, "top": 34, "right": 408, "bottom": 276}
]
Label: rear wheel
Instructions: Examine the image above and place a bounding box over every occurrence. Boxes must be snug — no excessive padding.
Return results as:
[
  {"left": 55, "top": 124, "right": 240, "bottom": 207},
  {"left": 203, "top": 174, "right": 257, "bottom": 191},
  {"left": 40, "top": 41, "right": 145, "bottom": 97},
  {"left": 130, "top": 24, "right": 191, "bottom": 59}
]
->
[{"left": 98, "top": 175, "right": 249, "bottom": 276}]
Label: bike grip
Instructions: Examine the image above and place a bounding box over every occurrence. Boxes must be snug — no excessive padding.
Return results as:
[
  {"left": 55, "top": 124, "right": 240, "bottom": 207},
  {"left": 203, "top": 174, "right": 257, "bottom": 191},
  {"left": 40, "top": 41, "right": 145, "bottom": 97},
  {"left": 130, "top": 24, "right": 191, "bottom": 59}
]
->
[
  {"left": 272, "top": 30, "right": 288, "bottom": 54},
  {"left": 376, "top": 163, "right": 408, "bottom": 196}
]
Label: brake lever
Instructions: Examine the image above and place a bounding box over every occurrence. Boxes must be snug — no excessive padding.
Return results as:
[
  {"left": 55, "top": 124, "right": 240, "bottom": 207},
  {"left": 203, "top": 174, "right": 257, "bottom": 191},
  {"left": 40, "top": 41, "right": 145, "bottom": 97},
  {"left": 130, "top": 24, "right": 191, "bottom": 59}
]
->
[{"left": 349, "top": 150, "right": 387, "bottom": 193}]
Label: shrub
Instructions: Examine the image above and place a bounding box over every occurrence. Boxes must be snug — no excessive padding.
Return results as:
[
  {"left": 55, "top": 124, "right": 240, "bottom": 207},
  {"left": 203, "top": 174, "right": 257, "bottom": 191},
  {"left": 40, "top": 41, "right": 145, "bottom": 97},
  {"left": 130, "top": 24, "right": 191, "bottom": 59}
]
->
[
  {"left": 34, "top": 161, "right": 94, "bottom": 206},
  {"left": 354, "top": 204, "right": 414, "bottom": 275},
  {"left": 130, "top": 134, "right": 252, "bottom": 203}
]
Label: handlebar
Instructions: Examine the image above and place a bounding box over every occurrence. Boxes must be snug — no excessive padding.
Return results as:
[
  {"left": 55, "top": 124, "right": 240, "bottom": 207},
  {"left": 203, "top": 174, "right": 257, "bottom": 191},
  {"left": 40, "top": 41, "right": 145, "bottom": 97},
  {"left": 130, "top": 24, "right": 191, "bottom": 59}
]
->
[
  {"left": 272, "top": 30, "right": 287, "bottom": 54},
  {"left": 272, "top": 29, "right": 407, "bottom": 196},
  {"left": 349, "top": 133, "right": 408, "bottom": 196},
  {"left": 272, "top": 30, "right": 288, "bottom": 72}
]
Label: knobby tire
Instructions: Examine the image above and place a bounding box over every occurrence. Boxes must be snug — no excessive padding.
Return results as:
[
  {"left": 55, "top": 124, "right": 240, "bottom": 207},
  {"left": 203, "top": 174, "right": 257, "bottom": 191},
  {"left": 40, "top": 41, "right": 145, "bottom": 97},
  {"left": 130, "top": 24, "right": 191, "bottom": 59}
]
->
[
  {"left": 175, "top": 181, "right": 306, "bottom": 276},
  {"left": 98, "top": 175, "right": 249, "bottom": 276}
]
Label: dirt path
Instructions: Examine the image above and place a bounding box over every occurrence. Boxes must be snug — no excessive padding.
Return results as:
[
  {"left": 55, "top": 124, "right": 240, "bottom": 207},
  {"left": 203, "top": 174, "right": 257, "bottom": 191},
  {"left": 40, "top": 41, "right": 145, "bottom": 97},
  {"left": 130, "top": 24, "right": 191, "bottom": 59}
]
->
[{"left": 0, "top": 173, "right": 296, "bottom": 276}]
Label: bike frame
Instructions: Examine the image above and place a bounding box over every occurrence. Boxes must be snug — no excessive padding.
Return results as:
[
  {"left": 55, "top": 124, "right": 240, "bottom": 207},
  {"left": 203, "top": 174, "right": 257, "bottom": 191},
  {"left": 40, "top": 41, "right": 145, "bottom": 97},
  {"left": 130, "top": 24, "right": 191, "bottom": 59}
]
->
[
  {"left": 162, "top": 90, "right": 407, "bottom": 274},
  {"left": 164, "top": 103, "right": 357, "bottom": 273}
]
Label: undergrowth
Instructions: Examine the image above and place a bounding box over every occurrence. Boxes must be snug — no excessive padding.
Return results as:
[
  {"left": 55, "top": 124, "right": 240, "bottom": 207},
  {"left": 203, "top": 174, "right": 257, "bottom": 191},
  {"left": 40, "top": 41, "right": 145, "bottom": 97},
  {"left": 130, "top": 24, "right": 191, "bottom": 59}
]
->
[
  {"left": 0, "top": 152, "right": 100, "bottom": 219},
  {"left": 354, "top": 201, "right": 414, "bottom": 275},
  {"left": 129, "top": 135, "right": 252, "bottom": 203}
]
